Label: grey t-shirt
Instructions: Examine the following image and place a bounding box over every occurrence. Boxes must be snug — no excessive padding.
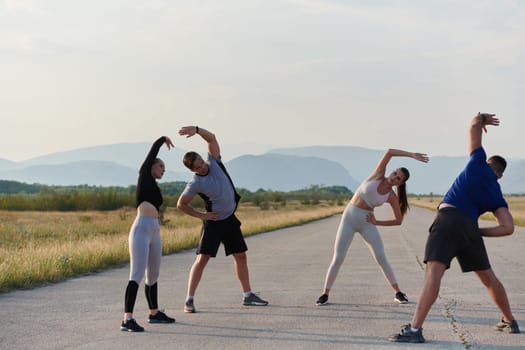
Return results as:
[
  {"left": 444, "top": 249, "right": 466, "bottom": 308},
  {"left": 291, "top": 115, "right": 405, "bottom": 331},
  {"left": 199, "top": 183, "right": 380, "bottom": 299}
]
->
[{"left": 182, "top": 154, "right": 236, "bottom": 220}]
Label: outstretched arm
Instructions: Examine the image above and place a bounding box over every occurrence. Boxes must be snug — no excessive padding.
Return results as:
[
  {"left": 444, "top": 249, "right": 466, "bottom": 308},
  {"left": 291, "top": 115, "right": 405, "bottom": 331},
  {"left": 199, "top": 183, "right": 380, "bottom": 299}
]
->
[
  {"left": 178, "top": 126, "right": 220, "bottom": 158},
  {"left": 368, "top": 149, "right": 429, "bottom": 180},
  {"left": 468, "top": 112, "right": 500, "bottom": 154}
]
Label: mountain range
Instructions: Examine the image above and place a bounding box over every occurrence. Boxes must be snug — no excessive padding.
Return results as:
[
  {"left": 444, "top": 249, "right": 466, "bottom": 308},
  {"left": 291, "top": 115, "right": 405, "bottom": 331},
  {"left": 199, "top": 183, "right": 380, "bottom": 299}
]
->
[{"left": 1, "top": 143, "right": 524, "bottom": 194}]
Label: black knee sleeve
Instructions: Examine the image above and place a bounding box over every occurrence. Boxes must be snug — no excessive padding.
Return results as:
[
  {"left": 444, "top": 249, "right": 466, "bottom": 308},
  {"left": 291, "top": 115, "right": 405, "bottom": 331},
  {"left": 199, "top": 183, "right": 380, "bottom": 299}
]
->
[
  {"left": 124, "top": 280, "right": 139, "bottom": 313},
  {"left": 145, "top": 282, "right": 158, "bottom": 310}
]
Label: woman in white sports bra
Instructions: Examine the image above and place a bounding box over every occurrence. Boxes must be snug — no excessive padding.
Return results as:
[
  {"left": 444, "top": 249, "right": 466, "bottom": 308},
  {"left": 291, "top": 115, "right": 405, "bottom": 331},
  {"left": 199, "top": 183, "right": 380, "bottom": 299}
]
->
[{"left": 316, "top": 149, "right": 429, "bottom": 306}]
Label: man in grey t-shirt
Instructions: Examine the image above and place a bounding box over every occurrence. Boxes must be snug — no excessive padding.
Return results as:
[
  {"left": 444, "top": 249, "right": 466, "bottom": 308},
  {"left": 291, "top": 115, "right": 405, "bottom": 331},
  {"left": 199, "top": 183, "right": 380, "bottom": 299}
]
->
[{"left": 177, "top": 125, "right": 268, "bottom": 313}]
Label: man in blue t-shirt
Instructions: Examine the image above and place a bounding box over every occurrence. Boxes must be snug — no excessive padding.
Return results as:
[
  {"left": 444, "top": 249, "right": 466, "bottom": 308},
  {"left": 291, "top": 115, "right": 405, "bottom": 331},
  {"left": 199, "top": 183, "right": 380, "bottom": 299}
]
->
[
  {"left": 177, "top": 125, "right": 269, "bottom": 314},
  {"left": 390, "top": 113, "right": 520, "bottom": 343}
]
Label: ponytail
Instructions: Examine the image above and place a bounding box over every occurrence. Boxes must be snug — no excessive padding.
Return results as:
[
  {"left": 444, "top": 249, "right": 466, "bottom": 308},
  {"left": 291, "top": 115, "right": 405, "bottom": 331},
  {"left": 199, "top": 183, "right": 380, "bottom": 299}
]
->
[
  {"left": 398, "top": 183, "right": 409, "bottom": 216},
  {"left": 398, "top": 167, "right": 410, "bottom": 216}
]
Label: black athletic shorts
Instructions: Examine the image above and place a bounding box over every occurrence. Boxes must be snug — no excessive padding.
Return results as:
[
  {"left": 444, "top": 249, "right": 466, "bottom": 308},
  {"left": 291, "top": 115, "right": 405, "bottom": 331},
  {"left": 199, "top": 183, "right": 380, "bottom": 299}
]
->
[
  {"left": 424, "top": 207, "right": 491, "bottom": 272},
  {"left": 196, "top": 214, "right": 248, "bottom": 257}
]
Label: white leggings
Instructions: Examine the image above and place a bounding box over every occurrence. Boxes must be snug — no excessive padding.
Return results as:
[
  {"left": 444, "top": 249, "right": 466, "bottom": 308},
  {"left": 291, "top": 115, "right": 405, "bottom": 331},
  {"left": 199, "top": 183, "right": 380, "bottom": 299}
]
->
[
  {"left": 128, "top": 216, "right": 162, "bottom": 285},
  {"left": 323, "top": 204, "right": 397, "bottom": 290}
]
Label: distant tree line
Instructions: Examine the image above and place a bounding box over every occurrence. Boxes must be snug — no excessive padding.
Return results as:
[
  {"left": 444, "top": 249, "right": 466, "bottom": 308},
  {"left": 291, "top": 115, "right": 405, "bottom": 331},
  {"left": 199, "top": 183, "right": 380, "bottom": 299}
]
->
[{"left": 0, "top": 180, "right": 352, "bottom": 211}]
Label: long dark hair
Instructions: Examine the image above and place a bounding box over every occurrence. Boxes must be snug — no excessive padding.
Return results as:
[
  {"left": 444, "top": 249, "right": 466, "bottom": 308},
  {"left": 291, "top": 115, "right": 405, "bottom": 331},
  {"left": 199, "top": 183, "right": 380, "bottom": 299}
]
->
[{"left": 397, "top": 167, "right": 410, "bottom": 216}]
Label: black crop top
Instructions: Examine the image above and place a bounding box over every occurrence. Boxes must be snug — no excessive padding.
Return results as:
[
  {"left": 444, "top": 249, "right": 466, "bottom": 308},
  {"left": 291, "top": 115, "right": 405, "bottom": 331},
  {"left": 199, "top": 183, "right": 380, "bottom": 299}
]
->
[{"left": 135, "top": 136, "right": 166, "bottom": 211}]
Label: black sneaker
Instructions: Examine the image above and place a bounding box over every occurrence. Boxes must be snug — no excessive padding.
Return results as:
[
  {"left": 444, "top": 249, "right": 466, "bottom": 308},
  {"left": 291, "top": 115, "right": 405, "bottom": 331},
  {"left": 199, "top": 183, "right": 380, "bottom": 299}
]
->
[
  {"left": 495, "top": 318, "right": 520, "bottom": 334},
  {"left": 184, "top": 299, "right": 196, "bottom": 313},
  {"left": 120, "top": 318, "right": 144, "bottom": 332},
  {"left": 148, "top": 310, "right": 175, "bottom": 324},
  {"left": 388, "top": 324, "right": 425, "bottom": 343},
  {"left": 243, "top": 293, "right": 269, "bottom": 306},
  {"left": 316, "top": 293, "right": 329, "bottom": 306},
  {"left": 394, "top": 291, "right": 408, "bottom": 304}
]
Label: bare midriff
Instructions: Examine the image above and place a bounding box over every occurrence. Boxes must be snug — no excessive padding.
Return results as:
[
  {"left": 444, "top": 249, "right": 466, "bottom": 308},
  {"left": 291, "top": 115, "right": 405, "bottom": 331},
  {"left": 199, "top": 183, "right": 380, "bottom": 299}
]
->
[
  {"left": 137, "top": 201, "right": 159, "bottom": 218},
  {"left": 438, "top": 203, "right": 456, "bottom": 210},
  {"left": 349, "top": 195, "right": 374, "bottom": 212}
]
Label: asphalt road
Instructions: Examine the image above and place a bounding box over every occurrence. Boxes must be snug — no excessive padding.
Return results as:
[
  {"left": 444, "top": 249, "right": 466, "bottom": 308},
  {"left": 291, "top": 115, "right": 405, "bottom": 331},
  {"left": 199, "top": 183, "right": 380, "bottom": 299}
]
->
[{"left": 1, "top": 206, "right": 523, "bottom": 350}]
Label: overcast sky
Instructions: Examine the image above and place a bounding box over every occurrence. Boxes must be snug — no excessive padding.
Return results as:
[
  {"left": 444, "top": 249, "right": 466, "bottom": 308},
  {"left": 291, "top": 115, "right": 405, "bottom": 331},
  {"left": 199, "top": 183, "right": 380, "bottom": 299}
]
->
[{"left": 1, "top": 0, "right": 524, "bottom": 162}]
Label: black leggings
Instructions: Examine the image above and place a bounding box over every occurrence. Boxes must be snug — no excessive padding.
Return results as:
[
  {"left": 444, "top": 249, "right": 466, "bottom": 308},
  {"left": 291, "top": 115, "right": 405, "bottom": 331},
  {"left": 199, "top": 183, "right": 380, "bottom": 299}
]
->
[{"left": 124, "top": 281, "right": 158, "bottom": 313}]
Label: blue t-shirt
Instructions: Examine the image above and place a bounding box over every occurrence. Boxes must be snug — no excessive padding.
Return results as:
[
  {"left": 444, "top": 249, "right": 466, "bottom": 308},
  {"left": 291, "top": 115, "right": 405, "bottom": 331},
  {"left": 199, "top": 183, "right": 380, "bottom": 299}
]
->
[
  {"left": 442, "top": 147, "right": 507, "bottom": 221},
  {"left": 182, "top": 154, "right": 237, "bottom": 220}
]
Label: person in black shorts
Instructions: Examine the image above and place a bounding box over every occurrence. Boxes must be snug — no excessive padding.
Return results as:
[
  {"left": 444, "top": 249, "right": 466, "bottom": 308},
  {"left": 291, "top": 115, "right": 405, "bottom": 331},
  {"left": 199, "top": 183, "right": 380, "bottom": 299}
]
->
[
  {"left": 389, "top": 113, "right": 520, "bottom": 343},
  {"left": 177, "top": 125, "right": 268, "bottom": 313}
]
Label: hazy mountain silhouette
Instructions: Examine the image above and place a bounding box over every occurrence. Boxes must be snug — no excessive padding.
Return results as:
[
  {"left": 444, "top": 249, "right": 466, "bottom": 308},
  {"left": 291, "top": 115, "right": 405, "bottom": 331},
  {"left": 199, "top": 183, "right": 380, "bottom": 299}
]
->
[
  {"left": 227, "top": 154, "right": 359, "bottom": 191},
  {"left": 270, "top": 146, "right": 524, "bottom": 194},
  {"left": 0, "top": 161, "right": 189, "bottom": 187},
  {"left": 20, "top": 142, "right": 188, "bottom": 172},
  {"left": 0, "top": 158, "right": 17, "bottom": 170},
  {"left": 0, "top": 144, "right": 523, "bottom": 193}
]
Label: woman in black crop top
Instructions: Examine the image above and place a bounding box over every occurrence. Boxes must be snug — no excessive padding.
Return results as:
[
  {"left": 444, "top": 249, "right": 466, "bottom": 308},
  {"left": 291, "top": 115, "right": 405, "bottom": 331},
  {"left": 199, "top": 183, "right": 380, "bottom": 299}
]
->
[{"left": 120, "top": 136, "right": 176, "bottom": 332}]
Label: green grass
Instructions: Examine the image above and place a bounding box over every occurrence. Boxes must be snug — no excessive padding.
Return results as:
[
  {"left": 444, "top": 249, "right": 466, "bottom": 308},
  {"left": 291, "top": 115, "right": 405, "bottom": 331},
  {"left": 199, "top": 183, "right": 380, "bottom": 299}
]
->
[{"left": 0, "top": 201, "right": 344, "bottom": 293}]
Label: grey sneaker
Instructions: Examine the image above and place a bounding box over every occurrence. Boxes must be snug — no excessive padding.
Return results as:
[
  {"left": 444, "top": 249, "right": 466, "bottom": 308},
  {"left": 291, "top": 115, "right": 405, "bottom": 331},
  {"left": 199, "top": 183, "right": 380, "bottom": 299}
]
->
[
  {"left": 316, "top": 293, "right": 329, "bottom": 306},
  {"left": 243, "top": 293, "right": 268, "bottom": 306},
  {"left": 388, "top": 324, "right": 425, "bottom": 343},
  {"left": 495, "top": 318, "right": 520, "bottom": 334},
  {"left": 394, "top": 291, "right": 408, "bottom": 304},
  {"left": 184, "top": 299, "right": 196, "bottom": 313}
]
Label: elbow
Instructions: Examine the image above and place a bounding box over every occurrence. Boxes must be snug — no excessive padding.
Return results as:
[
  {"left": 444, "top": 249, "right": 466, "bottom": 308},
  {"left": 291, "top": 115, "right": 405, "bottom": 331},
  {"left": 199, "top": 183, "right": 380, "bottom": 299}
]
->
[
  {"left": 390, "top": 217, "right": 403, "bottom": 226},
  {"left": 496, "top": 223, "right": 515, "bottom": 237},
  {"left": 385, "top": 212, "right": 404, "bottom": 226},
  {"left": 176, "top": 199, "right": 184, "bottom": 211},
  {"left": 504, "top": 224, "right": 515, "bottom": 236}
]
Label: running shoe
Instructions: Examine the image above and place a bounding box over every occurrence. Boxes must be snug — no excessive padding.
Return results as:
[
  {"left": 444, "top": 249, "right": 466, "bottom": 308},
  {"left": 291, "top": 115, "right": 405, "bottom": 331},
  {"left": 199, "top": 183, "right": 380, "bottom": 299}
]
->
[
  {"left": 495, "top": 318, "right": 520, "bottom": 334},
  {"left": 388, "top": 324, "right": 425, "bottom": 343},
  {"left": 394, "top": 291, "right": 409, "bottom": 304},
  {"left": 120, "top": 318, "right": 144, "bottom": 332},
  {"left": 148, "top": 310, "right": 175, "bottom": 323},
  {"left": 184, "top": 299, "right": 196, "bottom": 313},
  {"left": 243, "top": 293, "right": 269, "bottom": 306},
  {"left": 316, "top": 293, "right": 329, "bottom": 306}
]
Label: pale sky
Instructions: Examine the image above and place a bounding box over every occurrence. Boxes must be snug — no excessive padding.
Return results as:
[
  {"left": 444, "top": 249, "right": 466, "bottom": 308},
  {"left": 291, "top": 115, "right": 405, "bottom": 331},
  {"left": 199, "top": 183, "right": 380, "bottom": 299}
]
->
[{"left": 1, "top": 0, "right": 524, "bottom": 162}]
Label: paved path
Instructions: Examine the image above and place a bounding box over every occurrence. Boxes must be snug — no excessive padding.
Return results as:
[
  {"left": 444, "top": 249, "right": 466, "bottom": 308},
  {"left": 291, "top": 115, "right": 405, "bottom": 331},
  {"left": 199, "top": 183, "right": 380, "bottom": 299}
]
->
[{"left": 1, "top": 206, "right": 523, "bottom": 349}]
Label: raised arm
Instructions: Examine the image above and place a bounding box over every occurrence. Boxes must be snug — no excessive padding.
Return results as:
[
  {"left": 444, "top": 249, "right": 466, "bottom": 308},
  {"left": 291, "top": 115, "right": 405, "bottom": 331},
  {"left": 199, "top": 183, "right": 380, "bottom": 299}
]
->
[
  {"left": 368, "top": 149, "right": 429, "bottom": 180},
  {"left": 178, "top": 126, "right": 220, "bottom": 158},
  {"left": 468, "top": 112, "right": 500, "bottom": 154},
  {"left": 139, "top": 136, "right": 173, "bottom": 174}
]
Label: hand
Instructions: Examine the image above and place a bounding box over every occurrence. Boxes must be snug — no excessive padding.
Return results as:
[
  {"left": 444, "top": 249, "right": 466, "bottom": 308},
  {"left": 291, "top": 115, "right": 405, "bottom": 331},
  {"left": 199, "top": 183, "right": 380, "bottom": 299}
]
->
[
  {"left": 412, "top": 152, "right": 429, "bottom": 163},
  {"left": 202, "top": 211, "right": 219, "bottom": 221},
  {"left": 478, "top": 112, "right": 499, "bottom": 133},
  {"left": 178, "top": 126, "right": 198, "bottom": 138},
  {"left": 366, "top": 213, "right": 377, "bottom": 225},
  {"left": 164, "top": 137, "right": 174, "bottom": 150}
]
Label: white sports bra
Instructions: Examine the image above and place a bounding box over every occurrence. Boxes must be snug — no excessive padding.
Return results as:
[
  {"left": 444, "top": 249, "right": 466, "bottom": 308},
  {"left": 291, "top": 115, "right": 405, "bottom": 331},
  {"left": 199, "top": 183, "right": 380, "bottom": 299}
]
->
[{"left": 357, "top": 179, "right": 391, "bottom": 208}]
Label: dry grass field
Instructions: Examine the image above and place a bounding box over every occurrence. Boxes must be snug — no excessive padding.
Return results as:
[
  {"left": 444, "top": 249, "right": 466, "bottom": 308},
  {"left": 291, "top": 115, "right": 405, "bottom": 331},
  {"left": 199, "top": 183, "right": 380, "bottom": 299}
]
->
[
  {"left": 409, "top": 195, "right": 525, "bottom": 227},
  {"left": 0, "top": 201, "right": 344, "bottom": 293},
  {"left": 3, "top": 196, "right": 521, "bottom": 293}
]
